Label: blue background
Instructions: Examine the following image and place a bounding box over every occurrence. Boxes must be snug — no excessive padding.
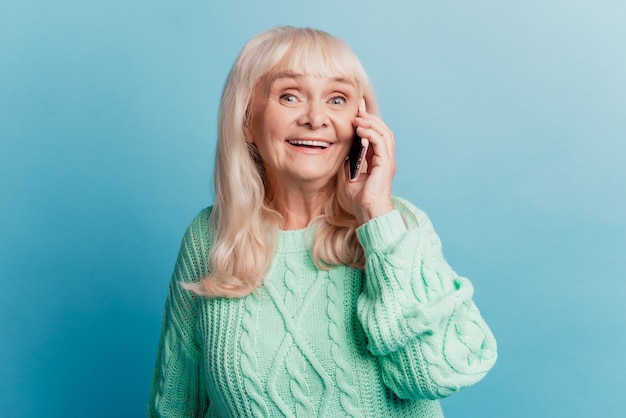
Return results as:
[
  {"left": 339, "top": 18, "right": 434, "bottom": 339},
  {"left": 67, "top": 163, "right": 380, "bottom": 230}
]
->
[{"left": 1, "top": 0, "right": 625, "bottom": 416}]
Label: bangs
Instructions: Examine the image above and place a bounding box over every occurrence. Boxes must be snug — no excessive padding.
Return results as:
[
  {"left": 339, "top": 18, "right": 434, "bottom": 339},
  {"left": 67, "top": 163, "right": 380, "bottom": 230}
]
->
[{"left": 273, "top": 30, "right": 365, "bottom": 85}]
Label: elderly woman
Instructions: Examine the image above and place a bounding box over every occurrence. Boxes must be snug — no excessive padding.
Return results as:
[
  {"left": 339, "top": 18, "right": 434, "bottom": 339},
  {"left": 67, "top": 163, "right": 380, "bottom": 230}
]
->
[{"left": 148, "top": 26, "right": 497, "bottom": 417}]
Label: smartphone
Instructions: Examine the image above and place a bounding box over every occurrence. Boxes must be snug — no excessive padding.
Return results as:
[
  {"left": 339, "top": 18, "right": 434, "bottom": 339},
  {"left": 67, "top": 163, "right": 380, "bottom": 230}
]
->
[{"left": 347, "top": 131, "right": 367, "bottom": 181}]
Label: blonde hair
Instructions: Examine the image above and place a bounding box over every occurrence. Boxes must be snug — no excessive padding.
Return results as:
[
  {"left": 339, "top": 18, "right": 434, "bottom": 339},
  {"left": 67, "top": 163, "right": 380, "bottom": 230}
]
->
[{"left": 185, "top": 26, "right": 379, "bottom": 298}]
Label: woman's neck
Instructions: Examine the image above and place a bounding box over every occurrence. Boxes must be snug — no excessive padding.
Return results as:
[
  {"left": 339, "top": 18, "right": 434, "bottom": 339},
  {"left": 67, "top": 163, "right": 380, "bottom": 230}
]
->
[{"left": 266, "top": 181, "right": 333, "bottom": 230}]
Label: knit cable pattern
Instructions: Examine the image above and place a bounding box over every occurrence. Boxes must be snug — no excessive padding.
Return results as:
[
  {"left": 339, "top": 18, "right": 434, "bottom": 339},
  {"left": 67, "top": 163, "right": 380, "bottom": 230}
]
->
[
  {"left": 264, "top": 251, "right": 333, "bottom": 417},
  {"left": 356, "top": 204, "right": 497, "bottom": 400},
  {"left": 148, "top": 202, "right": 496, "bottom": 416},
  {"left": 239, "top": 294, "right": 270, "bottom": 417},
  {"left": 326, "top": 268, "right": 361, "bottom": 417}
]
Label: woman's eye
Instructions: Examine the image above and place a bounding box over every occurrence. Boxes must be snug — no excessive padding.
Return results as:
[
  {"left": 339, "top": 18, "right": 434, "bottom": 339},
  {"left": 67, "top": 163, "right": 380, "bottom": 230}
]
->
[
  {"left": 280, "top": 94, "right": 298, "bottom": 103},
  {"left": 329, "top": 96, "right": 347, "bottom": 105}
]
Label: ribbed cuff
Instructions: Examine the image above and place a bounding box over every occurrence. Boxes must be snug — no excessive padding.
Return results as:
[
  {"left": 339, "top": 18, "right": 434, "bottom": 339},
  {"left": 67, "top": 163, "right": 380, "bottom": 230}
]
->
[{"left": 356, "top": 210, "right": 407, "bottom": 253}]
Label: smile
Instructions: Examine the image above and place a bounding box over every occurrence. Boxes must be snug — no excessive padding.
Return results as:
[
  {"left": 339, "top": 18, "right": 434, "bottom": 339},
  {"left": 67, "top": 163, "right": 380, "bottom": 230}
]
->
[{"left": 287, "top": 139, "right": 331, "bottom": 149}]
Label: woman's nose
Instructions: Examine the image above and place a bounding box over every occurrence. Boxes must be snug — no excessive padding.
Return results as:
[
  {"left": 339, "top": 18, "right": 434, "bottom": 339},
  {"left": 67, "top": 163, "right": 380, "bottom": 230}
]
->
[{"left": 298, "top": 100, "right": 329, "bottom": 129}]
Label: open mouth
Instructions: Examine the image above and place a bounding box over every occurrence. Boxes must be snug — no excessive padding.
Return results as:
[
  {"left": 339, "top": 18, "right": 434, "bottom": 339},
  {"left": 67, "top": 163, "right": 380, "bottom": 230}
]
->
[{"left": 287, "top": 139, "right": 330, "bottom": 149}]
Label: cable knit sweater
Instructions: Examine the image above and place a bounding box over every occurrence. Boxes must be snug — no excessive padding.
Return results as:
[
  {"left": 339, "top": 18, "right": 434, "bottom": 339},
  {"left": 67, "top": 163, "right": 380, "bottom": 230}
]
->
[{"left": 147, "top": 198, "right": 497, "bottom": 417}]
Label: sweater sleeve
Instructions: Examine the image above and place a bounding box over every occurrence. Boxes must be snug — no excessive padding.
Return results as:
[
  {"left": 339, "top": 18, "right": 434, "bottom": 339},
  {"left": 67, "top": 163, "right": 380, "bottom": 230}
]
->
[
  {"left": 355, "top": 198, "right": 497, "bottom": 400},
  {"left": 147, "top": 210, "right": 211, "bottom": 417}
]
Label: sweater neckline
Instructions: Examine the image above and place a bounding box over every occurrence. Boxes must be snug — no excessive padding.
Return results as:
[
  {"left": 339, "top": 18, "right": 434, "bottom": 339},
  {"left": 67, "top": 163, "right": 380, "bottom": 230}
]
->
[{"left": 277, "top": 226, "right": 311, "bottom": 251}]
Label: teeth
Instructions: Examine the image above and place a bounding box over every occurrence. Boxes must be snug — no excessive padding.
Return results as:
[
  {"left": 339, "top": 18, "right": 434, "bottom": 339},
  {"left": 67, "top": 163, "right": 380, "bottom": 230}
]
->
[{"left": 288, "top": 139, "right": 329, "bottom": 148}]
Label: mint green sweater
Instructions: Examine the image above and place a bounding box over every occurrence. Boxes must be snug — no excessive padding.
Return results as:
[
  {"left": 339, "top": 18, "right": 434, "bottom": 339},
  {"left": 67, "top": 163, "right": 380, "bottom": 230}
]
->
[{"left": 148, "top": 198, "right": 497, "bottom": 417}]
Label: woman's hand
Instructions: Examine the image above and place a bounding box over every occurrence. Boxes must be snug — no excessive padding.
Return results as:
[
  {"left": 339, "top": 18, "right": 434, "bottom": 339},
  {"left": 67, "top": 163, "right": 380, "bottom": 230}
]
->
[{"left": 345, "top": 99, "right": 395, "bottom": 225}]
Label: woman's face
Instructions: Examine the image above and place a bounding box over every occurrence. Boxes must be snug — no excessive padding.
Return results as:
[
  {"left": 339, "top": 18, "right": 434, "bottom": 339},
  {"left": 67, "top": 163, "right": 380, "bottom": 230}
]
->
[{"left": 247, "top": 71, "right": 360, "bottom": 191}]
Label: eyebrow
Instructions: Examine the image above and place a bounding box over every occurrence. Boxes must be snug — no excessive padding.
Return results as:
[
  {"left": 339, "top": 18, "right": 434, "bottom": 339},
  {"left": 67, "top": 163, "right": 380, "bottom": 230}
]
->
[{"left": 268, "top": 72, "right": 356, "bottom": 87}]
